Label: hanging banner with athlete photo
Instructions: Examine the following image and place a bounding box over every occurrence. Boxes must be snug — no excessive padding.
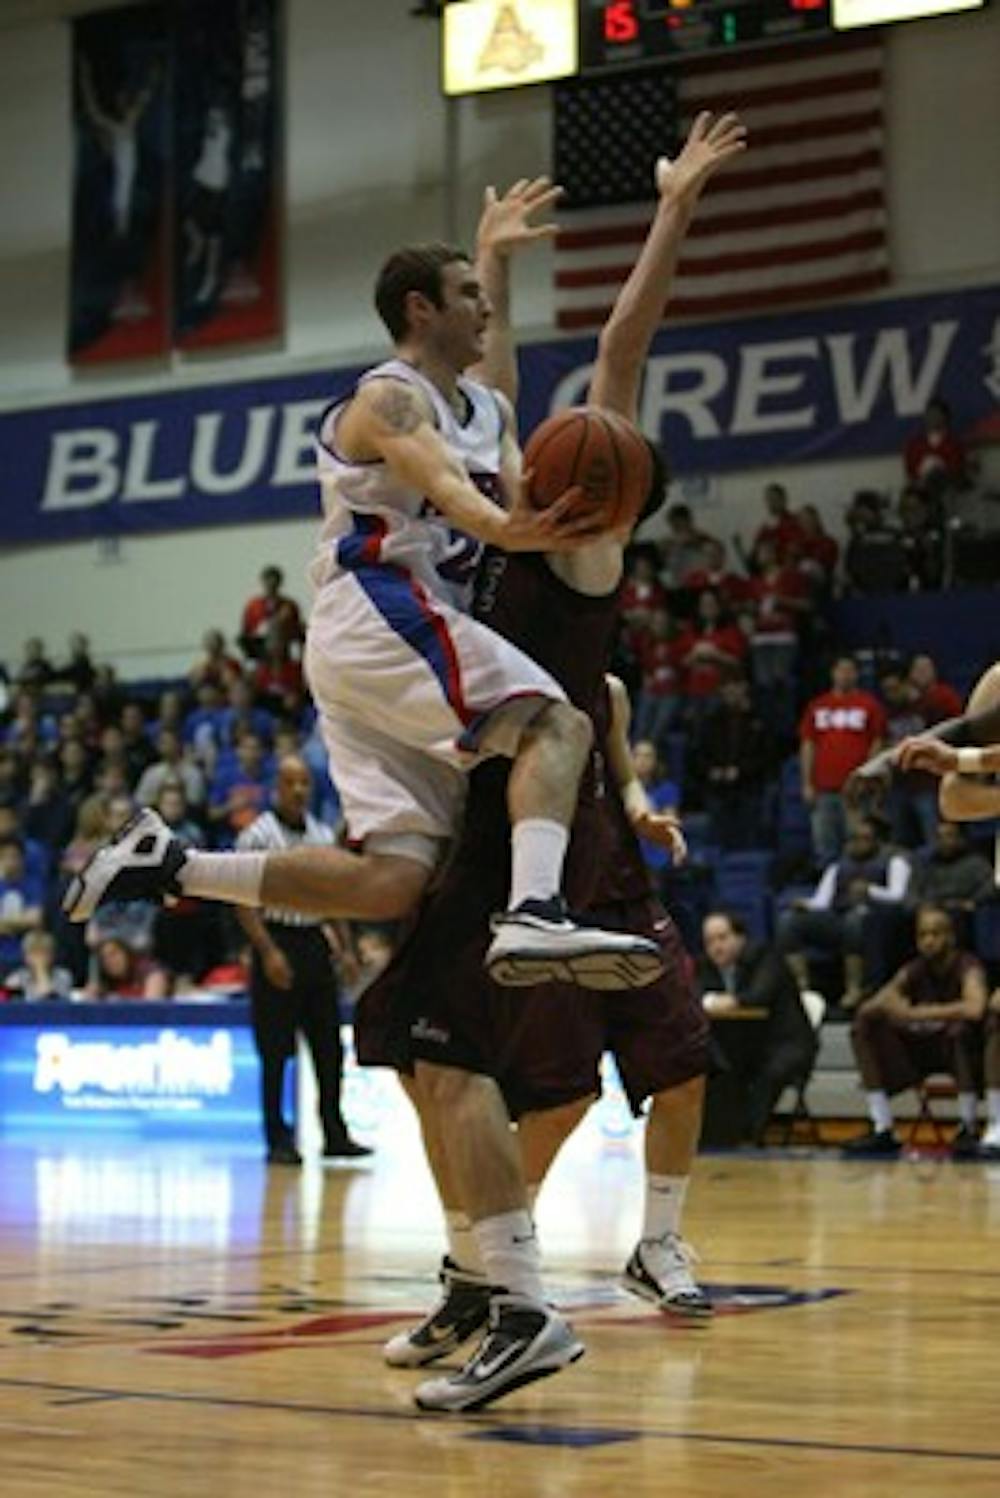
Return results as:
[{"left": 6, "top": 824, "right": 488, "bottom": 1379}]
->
[
  {"left": 173, "top": 0, "right": 283, "bottom": 351},
  {"left": 68, "top": 5, "right": 171, "bottom": 365}
]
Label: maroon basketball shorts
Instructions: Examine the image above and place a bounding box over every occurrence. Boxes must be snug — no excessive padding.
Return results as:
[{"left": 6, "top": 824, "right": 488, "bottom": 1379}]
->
[{"left": 354, "top": 893, "right": 709, "bottom": 1118}]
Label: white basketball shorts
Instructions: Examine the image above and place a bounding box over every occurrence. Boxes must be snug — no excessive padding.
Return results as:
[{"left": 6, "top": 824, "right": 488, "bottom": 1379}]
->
[{"left": 305, "top": 570, "right": 566, "bottom": 851}]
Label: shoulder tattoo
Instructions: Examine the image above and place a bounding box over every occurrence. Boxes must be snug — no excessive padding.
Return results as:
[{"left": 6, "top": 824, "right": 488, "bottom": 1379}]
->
[{"left": 370, "top": 381, "right": 424, "bottom": 434}]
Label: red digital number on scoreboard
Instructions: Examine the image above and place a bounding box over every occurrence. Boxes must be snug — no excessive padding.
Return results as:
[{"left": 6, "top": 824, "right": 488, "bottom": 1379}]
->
[{"left": 603, "top": 1, "right": 640, "bottom": 42}]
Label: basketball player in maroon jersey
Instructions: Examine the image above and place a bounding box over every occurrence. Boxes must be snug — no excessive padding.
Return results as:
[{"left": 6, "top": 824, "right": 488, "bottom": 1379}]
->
[{"left": 355, "top": 112, "right": 747, "bottom": 1414}]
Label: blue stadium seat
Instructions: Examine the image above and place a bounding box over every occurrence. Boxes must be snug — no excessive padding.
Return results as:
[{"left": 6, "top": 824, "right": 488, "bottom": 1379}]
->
[
  {"left": 973, "top": 903, "right": 1000, "bottom": 965},
  {"left": 714, "top": 852, "right": 774, "bottom": 940},
  {"left": 664, "top": 731, "right": 687, "bottom": 788}
]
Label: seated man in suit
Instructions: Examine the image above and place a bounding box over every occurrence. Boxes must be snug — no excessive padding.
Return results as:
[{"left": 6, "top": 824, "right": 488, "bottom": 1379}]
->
[
  {"left": 696, "top": 909, "right": 818, "bottom": 1145},
  {"left": 843, "top": 903, "right": 987, "bottom": 1159}
]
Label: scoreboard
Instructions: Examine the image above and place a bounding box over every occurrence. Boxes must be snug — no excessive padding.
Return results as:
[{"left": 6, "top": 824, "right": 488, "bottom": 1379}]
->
[
  {"left": 442, "top": 0, "right": 988, "bottom": 92},
  {"left": 580, "top": 0, "right": 832, "bottom": 70}
]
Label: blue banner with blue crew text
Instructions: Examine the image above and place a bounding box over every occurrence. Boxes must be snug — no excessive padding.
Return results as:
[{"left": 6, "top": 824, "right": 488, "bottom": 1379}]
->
[{"left": 3, "top": 281, "right": 998, "bottom": 546}]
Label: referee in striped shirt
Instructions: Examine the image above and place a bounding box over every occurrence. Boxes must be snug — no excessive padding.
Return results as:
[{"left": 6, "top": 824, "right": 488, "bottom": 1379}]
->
[{"left": 236, "top": 755, "right": 371, "bottom": 1165}]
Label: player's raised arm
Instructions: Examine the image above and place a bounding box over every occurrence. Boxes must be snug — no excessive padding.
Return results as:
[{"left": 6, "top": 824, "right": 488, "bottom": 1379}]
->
[
  {"left": 590, "top": 111, "right": 747, "bottom": 423},
  {"left": 341, "top": 376, "right": 598, "bottom": 554},
  {"left": 470, "top": 176, "right": 562, "bottom": 404}
]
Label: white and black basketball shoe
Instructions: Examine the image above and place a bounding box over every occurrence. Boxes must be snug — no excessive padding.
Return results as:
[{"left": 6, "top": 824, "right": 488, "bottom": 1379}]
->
[
  {"left": 413, "top": 1295, "right": 584, "bottom": 1413},
  {"left": 62, "top": 809, "right": 189, "bottom": 923},
  {"left": 383, "top": 1257, "right": 492, "bottom": 1368},
  {"left": 622, "top": 1234, "right": 713, "bottom": 1320},
  {"left": 486, "top": 896, "right": 664, "bottom": 991}
]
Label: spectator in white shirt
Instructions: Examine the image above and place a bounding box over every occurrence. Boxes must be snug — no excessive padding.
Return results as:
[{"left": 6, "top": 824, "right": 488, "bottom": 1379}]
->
[{"left": 776, "top": 817, "right": 911, "bottom": 1011}]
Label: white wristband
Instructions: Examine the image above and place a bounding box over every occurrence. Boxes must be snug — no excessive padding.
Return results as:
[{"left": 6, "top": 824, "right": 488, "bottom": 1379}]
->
[{"left": 957, "top": 748, "right": 986, "bottom": 774}]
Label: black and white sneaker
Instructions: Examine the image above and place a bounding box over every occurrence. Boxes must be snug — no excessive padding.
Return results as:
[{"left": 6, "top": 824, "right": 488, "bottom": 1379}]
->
[
  {"left": 622, "top": 1235, "right": 713, "bottom": 1320},
  {"left": 62, "top": 808, "right": 188, "bottom": 923},
  {"left": 383, "top": 1257, "right": 491, "bottom": 1368},
  {"left": 414, "top": 1294, "right": 584, "bottom": 1413},
  {"left": 840, "top": 1127, "right": 901, "bottom": 1159},
  {"left": 485, "top": 897, "right": 664, "bottom": 991}
]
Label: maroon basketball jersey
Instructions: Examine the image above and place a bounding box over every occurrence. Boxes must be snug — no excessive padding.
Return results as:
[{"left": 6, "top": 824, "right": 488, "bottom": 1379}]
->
[{"left": 472, "top": 551, "right": 652, "bottom": 909}]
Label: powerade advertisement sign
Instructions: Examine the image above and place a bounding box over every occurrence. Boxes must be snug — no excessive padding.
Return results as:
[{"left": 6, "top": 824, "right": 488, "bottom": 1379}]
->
[
  {"left": 2, "top": 282, "right": 997, "bottom": 546},
  {"left": 0, "top": 1023, "right": 261, "bottom": 1137}
]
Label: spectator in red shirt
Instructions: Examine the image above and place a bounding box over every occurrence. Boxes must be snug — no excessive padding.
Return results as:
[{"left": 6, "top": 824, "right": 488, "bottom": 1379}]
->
[
  {"left": 189, "top": 629, "right": 243, "bottom": 692},
  {"left": 676, "top": 590, "right": 748, "bottom": 717},
  {"left": 799, "top": 655, "right": 887, "bottom": 866},
  {"left": 634, "top": 606, "right": 683, "bottom": 749},
  {"left": 619, "top": 548, "right": 667, "bottom": 657},
  {"left": 252, "top": 634, "right": 306, "bottom": 716},
  {"left": 795, "top": 505, "right": 840, "bottom": 594},
  {"left": 751, "top": 482, "right": 805, "bottom": 564},
  {"left": 680, "top": 538, "right": 752, "bottom": 611},
  {"left": 903, "top": 399, "right": 967, "bottom": 494},
  {"left": 747, "top": 538, "right": 811, "bottom": 720},
  {"left": 908, "top": 653, "right": 962, "bottom": 724},
  {"left": 239, "top": 566, "right": 305, "bottom": 662}
]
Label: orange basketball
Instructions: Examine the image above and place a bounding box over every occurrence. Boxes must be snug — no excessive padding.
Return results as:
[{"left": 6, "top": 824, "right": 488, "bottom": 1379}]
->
[{"left": 522, "top": 405, "right": 654, "bottom": 531}]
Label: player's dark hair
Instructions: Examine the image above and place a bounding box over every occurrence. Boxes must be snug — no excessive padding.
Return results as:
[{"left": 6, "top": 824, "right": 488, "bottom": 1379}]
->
[
  {"left": 374, "top": 243, "right": 469, "bottom": 342},
  {"left": 638, "top": 440, "right": 669, "bottom": 526}
]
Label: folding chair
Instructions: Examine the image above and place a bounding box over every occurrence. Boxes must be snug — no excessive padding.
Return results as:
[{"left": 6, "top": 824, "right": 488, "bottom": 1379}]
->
[
  {"left": 774, "top": 989, "right": 826, "bottom": 1146},
  {"left": 907, "top": 1074, "right": 957, "bottom": 1150}
]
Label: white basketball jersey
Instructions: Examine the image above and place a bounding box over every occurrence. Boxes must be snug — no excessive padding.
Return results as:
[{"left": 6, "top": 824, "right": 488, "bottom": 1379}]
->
[{"left": 310, "top": 358, "right": 504, "bottom": 613}]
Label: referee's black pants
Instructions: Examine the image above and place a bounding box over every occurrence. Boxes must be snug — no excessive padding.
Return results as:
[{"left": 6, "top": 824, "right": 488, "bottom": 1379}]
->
[{"left": 249, "top": 924, "right": 347, "bottom": 1151}]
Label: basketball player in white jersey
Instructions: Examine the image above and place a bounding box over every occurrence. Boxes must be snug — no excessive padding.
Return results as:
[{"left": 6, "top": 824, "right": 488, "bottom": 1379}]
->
[{"left": 65, "top": 183, "right": 662, "bottom": 991}]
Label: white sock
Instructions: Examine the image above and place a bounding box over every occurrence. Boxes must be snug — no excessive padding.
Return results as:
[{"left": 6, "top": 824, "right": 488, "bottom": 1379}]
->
[
  {"left": 958, "top": 1092, "right": 979, "bottom": 1129},
  {"left": 179, "top": 851, "right": 266, "bottom": 906},
  {"left": 472, "top": 1209, "right": 545, "bottom": 1302},
  {"left": 989, "top": 1090, "right": 1000, "bottom": 1128},
  {"left": 508, "top": 819, "right": 568, "bottom": 909},
  {"left": 867, "top": 1090, "right": 894, "bottom": 1133},
  {"left": 642, "top": 1174, "right": 688, "bottom": 1242},
  {"left": 444, "top": 1209, "right": 485, "bottom": 1277}
]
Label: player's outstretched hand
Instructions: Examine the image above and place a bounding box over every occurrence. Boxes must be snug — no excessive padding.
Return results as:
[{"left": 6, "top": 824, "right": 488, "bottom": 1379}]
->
[
  {"left": 655, "top": 110, "right": 748, "bottom": 201},
  {"left": 632, "top": 808, "right": 688, "bottom": 864},
  {"left": 477, "top": 176, "right": 563, "bottom": 260},
  {"left": 895, "top": 737, "right": 959, "bottom": 777}
]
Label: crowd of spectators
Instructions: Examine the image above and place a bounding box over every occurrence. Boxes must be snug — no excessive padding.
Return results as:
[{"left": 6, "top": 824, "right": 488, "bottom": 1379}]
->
[
  {"left": 3, "top": 396, "right": 999, "bottom": 1154},
  {"left": 0, "top": 566, "right": 393, "bottom": 1004}
]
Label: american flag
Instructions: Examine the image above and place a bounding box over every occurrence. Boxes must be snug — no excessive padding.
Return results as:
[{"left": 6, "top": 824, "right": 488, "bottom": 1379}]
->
[{"left": 553, "top": 37, "right": 889, "bottom": 331}]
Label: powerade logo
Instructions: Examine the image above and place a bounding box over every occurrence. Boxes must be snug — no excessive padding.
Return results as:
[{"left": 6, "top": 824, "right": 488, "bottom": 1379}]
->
[{"left": 33, "top": 1030, "right": 234, "bottom": 1110}]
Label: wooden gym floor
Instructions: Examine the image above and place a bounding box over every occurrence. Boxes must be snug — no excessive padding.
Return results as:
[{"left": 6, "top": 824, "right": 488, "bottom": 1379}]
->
[{"left": 2, "top": 1119, "right": 1000, "bottom": 1497}]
